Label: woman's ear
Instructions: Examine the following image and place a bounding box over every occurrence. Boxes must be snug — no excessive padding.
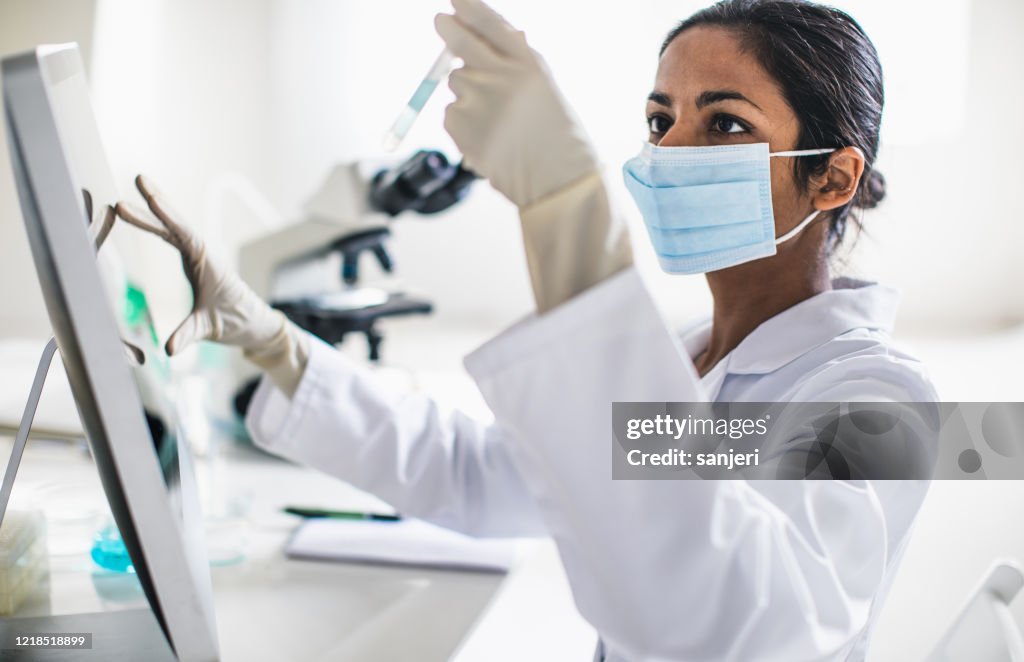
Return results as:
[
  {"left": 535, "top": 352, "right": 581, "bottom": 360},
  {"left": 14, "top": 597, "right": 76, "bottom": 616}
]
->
[{"left": 810, "top": 146, "right": 865, "bottom": 211}]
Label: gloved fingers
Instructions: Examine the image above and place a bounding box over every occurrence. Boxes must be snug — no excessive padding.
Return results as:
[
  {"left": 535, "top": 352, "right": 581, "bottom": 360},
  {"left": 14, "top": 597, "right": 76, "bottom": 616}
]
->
[
  {"left": 443, "top": 97, "right": 466, "bottom": 138},
  {"left": 90, "top": 204, "right": 116, "bottom": 250},
  {"left": 435, "top": 13, "right": 502, "bottom": 69},
  {"left": 133, "top": 175, "right": 201, "bottom": 251},
  {"left": 165, "top": 310, "right": 214, "bottom": 356},
  {"left": 122, "top": 339, "right": 145, "bottom": 366},
  {"left": 117, "top": 199, "right": 209, "bottom": 289},
  {"left": 114, "top": 201, "right": 172, "bottom": 242},
  {"left": 446, "top": 66, "right": 491, "bottom": 98},
  {"left": 450, "top": 0, "right": 524, "bottom": 56},
  {"left": 442, "top": 101, "right": 483, "bottom": 173}
]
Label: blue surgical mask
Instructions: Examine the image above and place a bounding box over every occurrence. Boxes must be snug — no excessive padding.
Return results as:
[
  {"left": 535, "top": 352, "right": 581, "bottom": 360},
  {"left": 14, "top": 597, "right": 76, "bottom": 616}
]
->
[{"left": 622, "top": 142, "right": 835, "bottom": 274}]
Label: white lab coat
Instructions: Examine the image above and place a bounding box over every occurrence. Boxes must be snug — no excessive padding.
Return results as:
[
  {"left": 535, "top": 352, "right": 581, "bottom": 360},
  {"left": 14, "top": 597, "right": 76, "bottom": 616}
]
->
[{"left": 246, "top": 267, "right": 938, "bottom": 662}]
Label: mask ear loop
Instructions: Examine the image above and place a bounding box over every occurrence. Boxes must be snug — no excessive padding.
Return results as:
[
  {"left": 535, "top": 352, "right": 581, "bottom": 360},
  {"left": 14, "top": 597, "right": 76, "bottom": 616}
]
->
[
  {"left": 775, "top": 209, "right": 821, "bottom": 244},
  {"left": 768, "top": 147, "right": 838, "bottom": 244},
  {"left": 769, "top": 148, "right": 836, "bottom": 157}
]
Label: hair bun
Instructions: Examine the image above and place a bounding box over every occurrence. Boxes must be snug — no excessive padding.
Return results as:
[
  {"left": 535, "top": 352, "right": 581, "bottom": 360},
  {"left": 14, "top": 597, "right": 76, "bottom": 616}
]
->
[{"left": 856, "top": 168, "right": 886, "bottom": 209}]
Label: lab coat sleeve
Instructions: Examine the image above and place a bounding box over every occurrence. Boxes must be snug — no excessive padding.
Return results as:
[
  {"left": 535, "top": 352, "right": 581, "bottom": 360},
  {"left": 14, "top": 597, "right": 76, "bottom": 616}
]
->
[
  {"left": 244, "top": 336, "right": 546, "bottom": 538},
  {"left": 463, "top": 267, "right": 926, "bottom": 661}
]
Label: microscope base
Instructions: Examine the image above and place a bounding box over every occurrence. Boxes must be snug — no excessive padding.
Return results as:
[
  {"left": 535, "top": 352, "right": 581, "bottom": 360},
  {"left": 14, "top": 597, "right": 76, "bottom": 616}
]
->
[{"left": 274, "top": 292, "right": 433, "bottom": 361}]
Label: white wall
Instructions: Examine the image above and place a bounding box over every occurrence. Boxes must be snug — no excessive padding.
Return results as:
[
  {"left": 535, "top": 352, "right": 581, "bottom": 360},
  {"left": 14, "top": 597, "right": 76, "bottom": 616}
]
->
[
  {"left": 259, "top": 0, "right": 1024, "bottom": 333},
  {"left": 4, "top": 0, "right": 1022, "bottom": 337},
  {"left": 0, "top": 0, "right": 98, "bottom": 337},
  {"left": 0, "top": 0, "right": 277, "bottom": 338},
  {"left": 844, "top": 0, "right": 1024, "bottom": 335},
  {"left": 88, "top": 0, "right": 277, "bottom": 335}
]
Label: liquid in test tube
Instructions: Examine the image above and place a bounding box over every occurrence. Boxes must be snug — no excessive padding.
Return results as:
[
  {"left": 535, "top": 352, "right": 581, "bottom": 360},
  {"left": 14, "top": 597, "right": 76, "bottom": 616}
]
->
[{"left": 382, "top": 48, "right": 456, "bottom": 152}]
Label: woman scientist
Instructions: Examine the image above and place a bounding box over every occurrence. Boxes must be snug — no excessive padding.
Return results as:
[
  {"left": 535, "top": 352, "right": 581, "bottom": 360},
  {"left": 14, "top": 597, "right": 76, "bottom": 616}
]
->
[{"left": 116, "top": 0, "right": 938, "bottom": 659}]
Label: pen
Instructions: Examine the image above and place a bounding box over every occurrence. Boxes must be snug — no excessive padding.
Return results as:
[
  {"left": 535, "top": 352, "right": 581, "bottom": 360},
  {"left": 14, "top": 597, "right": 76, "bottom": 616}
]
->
[{"left": 283, "top": 506, "right": 401, "bottom": 522}]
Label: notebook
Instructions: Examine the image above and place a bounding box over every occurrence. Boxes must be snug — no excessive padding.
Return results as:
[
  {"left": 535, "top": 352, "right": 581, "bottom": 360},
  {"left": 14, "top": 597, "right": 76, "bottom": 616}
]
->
[{"left": 285, "top": 518, "right": 520, "bottom": 574}]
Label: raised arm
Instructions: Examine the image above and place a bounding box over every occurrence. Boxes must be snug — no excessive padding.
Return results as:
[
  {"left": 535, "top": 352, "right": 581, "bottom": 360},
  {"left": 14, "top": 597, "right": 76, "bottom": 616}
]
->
[{"left": 436, "top": 0, "right": 633, "bottom": 313}]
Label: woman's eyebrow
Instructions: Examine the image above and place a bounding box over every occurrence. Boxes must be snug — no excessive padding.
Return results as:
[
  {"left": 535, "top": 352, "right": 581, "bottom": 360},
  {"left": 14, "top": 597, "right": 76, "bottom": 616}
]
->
[
  {"left": 695, "top": 89, "right": 763, "bottom": 111},
  {"left": 647, "top": 91, "right": 672, "bottom": 107}
]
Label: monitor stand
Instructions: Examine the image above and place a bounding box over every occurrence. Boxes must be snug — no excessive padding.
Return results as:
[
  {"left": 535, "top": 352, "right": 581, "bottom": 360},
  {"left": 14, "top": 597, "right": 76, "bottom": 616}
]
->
[
  {"left": 0, "top": 337, "right": 57, "bottom": 528},
  {"left": 0, "top": 339, "right": 177, "bottom": 661}
]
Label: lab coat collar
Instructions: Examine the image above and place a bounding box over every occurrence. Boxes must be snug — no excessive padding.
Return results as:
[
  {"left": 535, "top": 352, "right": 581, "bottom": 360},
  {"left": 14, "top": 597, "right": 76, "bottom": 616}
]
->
[{"left": 681, "top": 278, "right": 901, "bottom": 376}]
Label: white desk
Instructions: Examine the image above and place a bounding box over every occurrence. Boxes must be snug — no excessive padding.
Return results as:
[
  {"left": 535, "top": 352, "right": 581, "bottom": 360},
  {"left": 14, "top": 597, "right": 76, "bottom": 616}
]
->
[{"left": 1, "top": 435, "right": 595, "bottom": 661}]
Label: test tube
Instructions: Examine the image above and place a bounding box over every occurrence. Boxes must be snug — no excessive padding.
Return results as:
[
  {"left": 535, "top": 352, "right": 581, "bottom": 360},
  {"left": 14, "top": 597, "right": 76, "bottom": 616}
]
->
[{"left": 382, "top": 48, "right": 456, "bottom": 152}]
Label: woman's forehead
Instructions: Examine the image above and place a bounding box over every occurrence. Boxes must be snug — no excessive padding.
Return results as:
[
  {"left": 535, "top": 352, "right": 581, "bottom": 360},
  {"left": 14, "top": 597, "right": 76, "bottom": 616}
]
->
[{"left": 654, "top": 26, "right": 782, "bottom": 106}]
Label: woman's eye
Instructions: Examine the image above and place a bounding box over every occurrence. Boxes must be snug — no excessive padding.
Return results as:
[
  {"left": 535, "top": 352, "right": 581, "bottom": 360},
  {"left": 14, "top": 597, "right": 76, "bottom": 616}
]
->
[
  {"left": 647, "top": 115, "right": 671, "bottom": 134},
  {"left": 712, "top": 116, "right": 748, "bottom": 134}
]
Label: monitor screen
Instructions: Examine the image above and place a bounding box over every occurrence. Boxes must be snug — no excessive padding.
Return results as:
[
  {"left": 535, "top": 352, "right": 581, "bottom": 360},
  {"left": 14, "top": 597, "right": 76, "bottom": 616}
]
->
[
  {"left": 3, "top": 43, "right": 218, "bottom": 660},
  {"left": 44, "top": 38, "right": 183, "bottom": 507}
]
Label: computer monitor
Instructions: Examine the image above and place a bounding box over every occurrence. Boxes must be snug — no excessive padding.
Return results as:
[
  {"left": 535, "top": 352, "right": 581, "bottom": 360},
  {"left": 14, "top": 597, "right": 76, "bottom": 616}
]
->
[{"left": 2, "top": 44, "right": 219, "bottom": 661}]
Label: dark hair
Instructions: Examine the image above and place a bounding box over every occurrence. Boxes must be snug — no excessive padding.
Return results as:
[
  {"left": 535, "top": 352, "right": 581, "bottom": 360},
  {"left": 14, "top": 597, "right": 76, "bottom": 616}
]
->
[{"left": 662, "top": 0, "right": 886, "bottom": 248}]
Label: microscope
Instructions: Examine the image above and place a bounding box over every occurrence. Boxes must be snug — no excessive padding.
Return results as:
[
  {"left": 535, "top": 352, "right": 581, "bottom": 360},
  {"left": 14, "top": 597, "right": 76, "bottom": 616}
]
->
[{"left": 233, "top": 150, "right": 475, "bottom": 414}]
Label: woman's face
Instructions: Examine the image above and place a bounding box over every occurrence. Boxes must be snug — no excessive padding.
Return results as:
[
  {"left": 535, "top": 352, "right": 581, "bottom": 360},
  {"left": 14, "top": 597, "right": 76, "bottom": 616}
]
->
[{"left": 647, "top": 26, "right": 813, "bottom": 237}]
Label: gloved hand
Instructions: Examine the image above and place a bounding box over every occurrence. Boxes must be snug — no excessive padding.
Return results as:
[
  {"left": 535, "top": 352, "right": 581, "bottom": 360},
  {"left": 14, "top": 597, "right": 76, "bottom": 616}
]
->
[
  {"left": 115, "top": 175, "right": 309, "bottom": 396},
  {"left": 435, "top": 0, "right": 598, "bottom": 209},
  {"left": 436, "top": 0, "right": 633, "bottom": 313}
]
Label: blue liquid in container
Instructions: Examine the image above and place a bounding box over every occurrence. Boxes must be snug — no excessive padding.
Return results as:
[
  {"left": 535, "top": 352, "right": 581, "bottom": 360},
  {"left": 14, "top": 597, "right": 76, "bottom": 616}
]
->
[{"left": 90, "top": 523, "right": 135, "bottom": 573}]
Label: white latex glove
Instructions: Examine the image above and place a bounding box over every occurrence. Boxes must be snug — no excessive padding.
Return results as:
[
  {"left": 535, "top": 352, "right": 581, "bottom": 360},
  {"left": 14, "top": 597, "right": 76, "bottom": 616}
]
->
[
  {"left": 115, "top": 175, "right": 309, "bottom": 396},
  {"left": 435, "top": 0, "right": 598, "bottom": 209},
  {"left": 436, "top": 0, "right": 633, "bottom": 312}
]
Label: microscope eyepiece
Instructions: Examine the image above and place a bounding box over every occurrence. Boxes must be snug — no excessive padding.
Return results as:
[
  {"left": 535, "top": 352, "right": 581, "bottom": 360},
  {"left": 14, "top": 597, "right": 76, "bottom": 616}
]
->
[{"left": 369, "top": 150, "right": 476, "bottom": 217}]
